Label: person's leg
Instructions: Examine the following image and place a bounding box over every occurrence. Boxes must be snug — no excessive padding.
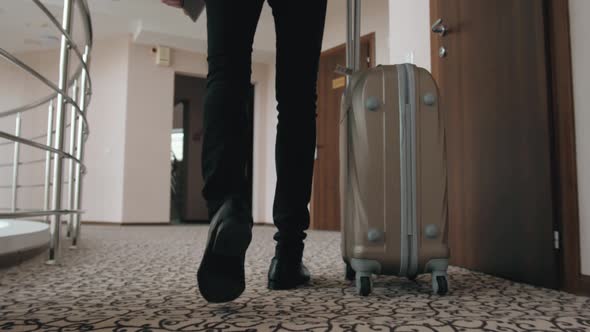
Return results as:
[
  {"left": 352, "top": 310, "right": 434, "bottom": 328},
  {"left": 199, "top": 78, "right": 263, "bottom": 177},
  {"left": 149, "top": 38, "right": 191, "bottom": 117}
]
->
[
  {"left": 197, "top": 0, "right": 264, "bottom": 303},
  {"left": 202, "top": 0, "right": 264, "bottom": 216},
  {"left": 267, "top": 0, "right": 328, "bottom": 289}
]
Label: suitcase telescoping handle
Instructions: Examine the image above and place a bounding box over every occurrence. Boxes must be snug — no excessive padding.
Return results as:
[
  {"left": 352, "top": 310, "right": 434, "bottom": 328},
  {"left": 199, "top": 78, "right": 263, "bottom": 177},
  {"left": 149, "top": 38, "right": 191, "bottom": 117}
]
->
[{"left": 346, "top": 0, "right": 361, "bottom": 73}]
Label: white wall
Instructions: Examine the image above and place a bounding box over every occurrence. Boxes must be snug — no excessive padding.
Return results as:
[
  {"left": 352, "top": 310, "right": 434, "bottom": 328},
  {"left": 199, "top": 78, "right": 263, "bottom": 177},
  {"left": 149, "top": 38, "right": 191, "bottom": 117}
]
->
[
  {"left": 388, "top": 0, "right": 432, "bottom": 69},
  {"left": 18, "top": 51, "right": 67, "bottom": 213},
  {"left": 121, "top": 42, "right": 173, "bottom": 223},
  {"left": 570, "top": 0, "right": 590, "bottom": 276},
  {"left": 0, "top": 60, "right": 26, "bottom": 211},
  {"left": 83, "top": 36, "right": 130, "bottom": 222}
]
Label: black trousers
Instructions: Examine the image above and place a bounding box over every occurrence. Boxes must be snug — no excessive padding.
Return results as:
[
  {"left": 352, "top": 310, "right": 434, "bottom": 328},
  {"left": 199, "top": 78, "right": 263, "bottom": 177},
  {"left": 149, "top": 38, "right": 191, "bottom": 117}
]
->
[{"left": 202, "top": 0, "right": 327, "bottom": 242}]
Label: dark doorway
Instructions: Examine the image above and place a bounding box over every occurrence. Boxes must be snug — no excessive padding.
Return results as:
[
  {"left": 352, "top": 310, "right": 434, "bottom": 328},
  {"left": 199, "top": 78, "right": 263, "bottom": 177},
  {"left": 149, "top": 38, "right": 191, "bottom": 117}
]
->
[
  {"left": 172, "top": 75, "right": 208, "bottom": 223},
  {"left": 170, "top": 100, "right": 189, "bottom": 223}
]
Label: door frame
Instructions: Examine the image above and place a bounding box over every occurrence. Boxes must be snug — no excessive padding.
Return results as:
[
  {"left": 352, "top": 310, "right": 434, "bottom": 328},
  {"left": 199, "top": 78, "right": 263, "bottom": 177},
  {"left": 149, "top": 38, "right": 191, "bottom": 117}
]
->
[
  {"left": 310, "top": 32, "right": 376, "bottom": 230},
  {"left": 319, "top": 32, "right": 376, "bottom": 66},
  {"left": 173, "top": 73, "right": 209, "bottom": 223},
  {"left": 171, "top": 99, "right": 190, "bottom": 223},
  {"left": 430, "top": 0, "right": 588, "bottom": 295},
  {"left": 545, "top": 0, "right": 590, "bottom": 296}
]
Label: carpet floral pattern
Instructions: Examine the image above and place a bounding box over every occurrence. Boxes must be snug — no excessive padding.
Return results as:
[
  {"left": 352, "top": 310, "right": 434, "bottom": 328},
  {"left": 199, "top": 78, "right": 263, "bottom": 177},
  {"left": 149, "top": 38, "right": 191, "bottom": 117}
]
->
[{"left": 1, "top": 225, "right": 589, "bottom": 331}]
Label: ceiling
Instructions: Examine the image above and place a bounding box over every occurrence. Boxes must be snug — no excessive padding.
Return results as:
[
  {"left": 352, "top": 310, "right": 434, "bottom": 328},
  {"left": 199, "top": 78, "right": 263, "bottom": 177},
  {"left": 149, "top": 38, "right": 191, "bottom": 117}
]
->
[{"left": 0, "top": 0, "right": 350, "bottom": 64}]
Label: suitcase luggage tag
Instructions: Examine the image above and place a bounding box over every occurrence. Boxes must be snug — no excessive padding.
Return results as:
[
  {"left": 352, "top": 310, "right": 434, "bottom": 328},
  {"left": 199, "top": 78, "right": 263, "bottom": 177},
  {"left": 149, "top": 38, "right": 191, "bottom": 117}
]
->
[{"left": 335, "top": 64, "right": 354, "bottom": 76}]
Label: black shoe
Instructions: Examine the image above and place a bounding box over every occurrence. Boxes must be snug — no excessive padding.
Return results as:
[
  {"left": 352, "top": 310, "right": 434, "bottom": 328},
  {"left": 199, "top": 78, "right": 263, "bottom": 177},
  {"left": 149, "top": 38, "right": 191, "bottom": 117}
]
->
[
  {"left": 267, "top": 242, "right": 310, "bottom": 290},
  {"left": 197, "top": 198, "right": 252, "bottom": 303}
]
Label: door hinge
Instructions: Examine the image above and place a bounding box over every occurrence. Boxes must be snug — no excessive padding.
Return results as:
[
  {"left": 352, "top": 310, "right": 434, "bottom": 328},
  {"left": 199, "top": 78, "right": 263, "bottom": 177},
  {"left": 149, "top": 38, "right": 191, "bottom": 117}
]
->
[{"left": 554, "top": 230, "right": 560, "bottom": 250}]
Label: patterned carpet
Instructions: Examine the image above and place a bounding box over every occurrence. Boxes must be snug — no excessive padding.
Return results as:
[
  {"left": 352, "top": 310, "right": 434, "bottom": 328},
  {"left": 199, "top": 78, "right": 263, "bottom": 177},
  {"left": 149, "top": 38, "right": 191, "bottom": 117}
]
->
[{"left": 0, "top": 225, "right": 589, "bottom": 332}]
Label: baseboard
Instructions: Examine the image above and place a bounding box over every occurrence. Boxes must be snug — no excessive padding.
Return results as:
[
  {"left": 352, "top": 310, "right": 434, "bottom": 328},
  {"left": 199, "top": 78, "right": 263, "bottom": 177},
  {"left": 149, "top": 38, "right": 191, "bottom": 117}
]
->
[
  {"left": 80, "top": 220, "right": 275, "bottom": 228},
  {"left": 180, "top": 219, "right": 209, "bottom": 224},
  {"left": 254, "top": 222, "right": 274, "bottom": 227},
  {"left": 82, "top": 221, "right": 170, "bottom": 226},
  {"left": 120, "top": 222, "right": 171, "bottom": 226},
  {"left": 578, "top": 275, "right": 590, "bottom": 297},
  {"left": 82, "top": 221, "right": 121, "bottom": 226}
]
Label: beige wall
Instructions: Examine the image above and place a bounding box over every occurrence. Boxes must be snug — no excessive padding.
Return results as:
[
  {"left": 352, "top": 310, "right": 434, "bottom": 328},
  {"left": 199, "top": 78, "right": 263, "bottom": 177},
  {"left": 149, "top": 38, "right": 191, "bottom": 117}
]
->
[
  {"left": 82, "top": 36, "right": 129, "bottom": 223},
  {"left": 389, "top": 0, "right": 432, "bottom": 70},
  {"left": 570, "top": 0, "right": 590, "bottom": 276},
  {"left": 0, "top": 60, "right": 24, "bottom": 209},
  {"left": 121, "top": 42, "right": 174, "bottom": 223},
  {"left": 0, "top": 37, "right": 129, "bottom": 222}
]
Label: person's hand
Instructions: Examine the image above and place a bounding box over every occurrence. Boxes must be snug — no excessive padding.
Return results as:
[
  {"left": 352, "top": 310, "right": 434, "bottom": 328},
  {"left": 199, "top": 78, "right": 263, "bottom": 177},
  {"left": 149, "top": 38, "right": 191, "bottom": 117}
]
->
[{"left": 162, "top": 0, "right": 182, "bottom": 8}]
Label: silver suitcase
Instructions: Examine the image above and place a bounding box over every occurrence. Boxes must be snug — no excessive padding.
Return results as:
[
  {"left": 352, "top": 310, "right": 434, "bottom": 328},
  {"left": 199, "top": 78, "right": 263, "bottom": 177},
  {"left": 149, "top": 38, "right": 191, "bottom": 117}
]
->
[{"left": 340, "top": 0, "right": 449, "bottom": 296}]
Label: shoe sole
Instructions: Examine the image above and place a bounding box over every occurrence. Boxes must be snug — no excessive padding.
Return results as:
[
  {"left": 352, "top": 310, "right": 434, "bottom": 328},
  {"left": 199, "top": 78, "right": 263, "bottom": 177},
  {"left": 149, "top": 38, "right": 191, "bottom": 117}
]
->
[{"left": 197, "top": 202, "right": 252, "bottom": 303}]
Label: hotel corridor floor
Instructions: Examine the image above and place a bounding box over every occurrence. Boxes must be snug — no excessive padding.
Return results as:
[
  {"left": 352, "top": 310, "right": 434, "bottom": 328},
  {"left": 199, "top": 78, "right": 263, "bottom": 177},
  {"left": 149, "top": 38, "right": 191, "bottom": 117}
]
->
[{"left": 1, "top": 225, "right": 589, "bottom": 332}]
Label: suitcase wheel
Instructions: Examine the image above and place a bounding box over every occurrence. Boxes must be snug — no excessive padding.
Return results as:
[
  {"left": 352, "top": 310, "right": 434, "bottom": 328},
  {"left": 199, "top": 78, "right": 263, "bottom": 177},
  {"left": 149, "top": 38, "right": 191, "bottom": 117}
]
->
[
  {"left": 357, "top": 275, "right": 372, "bottom": 296},
  {"left": 345, "top": 263, "right": 356, "bottom": 281},
  {"left": 433, "top": 275, "right": 449, "bottom": 295}
]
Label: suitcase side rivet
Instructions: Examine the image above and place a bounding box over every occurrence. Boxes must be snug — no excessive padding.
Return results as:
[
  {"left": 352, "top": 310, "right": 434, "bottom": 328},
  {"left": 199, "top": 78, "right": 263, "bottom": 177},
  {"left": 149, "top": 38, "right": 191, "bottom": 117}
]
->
[
  {"left": 423, "top": 93, "right": 437, "bottom": 106},
  {"left": 425, "top": 224, "right": 439, "bottom": 239},
  {"left": 365, "top": 97, "right": 381, "bottom": 112},
  {"left": 367, "top": 229, "right": 383, "bottom": 242}
]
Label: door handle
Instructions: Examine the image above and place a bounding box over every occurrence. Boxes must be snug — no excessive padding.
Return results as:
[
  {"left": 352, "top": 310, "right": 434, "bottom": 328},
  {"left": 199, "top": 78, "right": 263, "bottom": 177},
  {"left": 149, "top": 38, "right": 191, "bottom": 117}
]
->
[{"left": 432, "top": 18, "right": 447, "bottom": 37}]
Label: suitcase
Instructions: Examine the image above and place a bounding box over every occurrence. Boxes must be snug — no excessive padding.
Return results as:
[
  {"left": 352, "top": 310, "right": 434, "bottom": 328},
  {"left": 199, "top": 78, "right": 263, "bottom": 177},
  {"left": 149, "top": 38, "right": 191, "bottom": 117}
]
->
[{"left": 339, "top": 0, "right": 449, "bottom": 296}]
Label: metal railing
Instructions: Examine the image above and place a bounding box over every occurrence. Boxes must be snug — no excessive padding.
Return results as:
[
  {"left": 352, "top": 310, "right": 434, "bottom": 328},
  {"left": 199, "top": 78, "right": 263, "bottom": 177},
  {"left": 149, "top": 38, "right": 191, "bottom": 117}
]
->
[{"left": 0, "top": 0, "right": 93, "bottom": 264}]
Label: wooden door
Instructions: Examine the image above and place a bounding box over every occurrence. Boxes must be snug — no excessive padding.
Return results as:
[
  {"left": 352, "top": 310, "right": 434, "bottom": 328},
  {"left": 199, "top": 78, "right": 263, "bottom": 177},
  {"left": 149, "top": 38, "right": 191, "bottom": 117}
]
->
[
  {"left": 431, "top": 0, "right": 559, "bottom": 288},
  {"left": 311, "top": 34, "right": 374, "bottom": 231}
]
